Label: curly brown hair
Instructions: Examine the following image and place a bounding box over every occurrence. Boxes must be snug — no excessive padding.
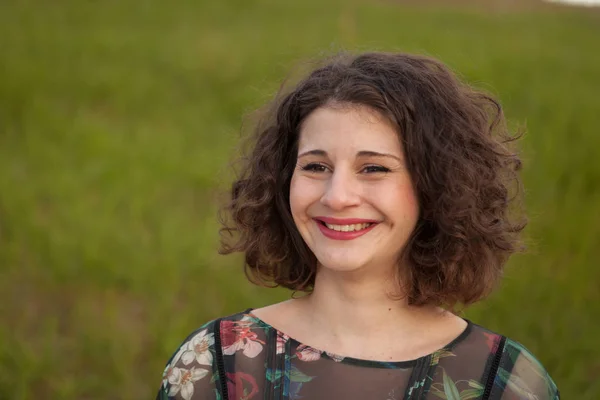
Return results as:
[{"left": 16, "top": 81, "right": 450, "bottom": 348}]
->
[{"left": 219, "top": 52, "right": 526, "bottom": 308}]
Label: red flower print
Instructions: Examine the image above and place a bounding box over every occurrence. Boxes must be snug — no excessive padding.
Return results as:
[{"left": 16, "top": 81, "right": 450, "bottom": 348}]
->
[
  {"left": 226, "top": 372, "right": 259, "bottom": 400},
  {"left": 220, "top": 320, "right": 238, "bottom": 348},
  {"left": 221, "top": 320, "right": 266, "bottom": 358},
  {"left": 483, "top": 332, "right": 501, "bottom": 353}
]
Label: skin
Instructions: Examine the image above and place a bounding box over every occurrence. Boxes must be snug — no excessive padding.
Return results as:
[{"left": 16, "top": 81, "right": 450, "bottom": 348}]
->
[
  {"left": 291, "top": 104, "right": 419, "bottom": 279},
  {"left": 252, "top": 104, "right": 467, "bottom": 362}
]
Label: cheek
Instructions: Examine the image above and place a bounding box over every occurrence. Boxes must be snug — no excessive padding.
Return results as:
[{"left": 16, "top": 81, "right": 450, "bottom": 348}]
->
[
  {"left": 371, "top": 182, "right": 420, "bottom": 223},
  {"left": 403, "top": 186, "right": 420, "bottom": 218},
  {"left": 289, "top": 174, "right": 310, "bottom": 220},
  {"left": 404, "top": 196, "right": 420, "bottom": 232},
  {"left": 290, "top": 175, "right": 325, "bottom": 221},
  {"left": 398, "top": 182, "right": 419, "bottom": 215}
]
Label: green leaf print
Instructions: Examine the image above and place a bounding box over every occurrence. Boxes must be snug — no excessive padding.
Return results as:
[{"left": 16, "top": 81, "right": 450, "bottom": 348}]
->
[
  {"left": 467, "top": 380, "right": 484, "bottom": 390},
  {"left": 266, "top": 368, "right": 284, "bottom": 383},
  {"left": 429, "top": 385, "right": 447, "bottom": 399},
  {"left": 430, "top": 349, "right": 456, "bottom": 366},
  {"left": 288, "top": 365, "right": 313, "bottom": 383},
  {"left": 505, "top": 340, "right": 545, "bottom": 372},
  {"left": 214, "top": 388, "right": 223, "bottom": 400},
  {"left": 442, "top": 370, "right": 461, "bottom": 400},
  {"left": 156, "top": 388, "right": 169, "bottom": 400},
  {"left": 430, "top": 373, "right": 484, "bottom": 400},
  {"left": 459, "top": 389, "right": 484, "bottom": 399},
  {"left": 506, "top": 345, "right": 521, "bottom": 366},
  {"left": 497, "top": 368, "right": 537, "bottom": 399}
]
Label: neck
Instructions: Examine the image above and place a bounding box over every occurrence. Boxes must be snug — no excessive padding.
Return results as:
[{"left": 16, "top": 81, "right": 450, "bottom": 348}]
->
[{"left": 297, "top": 267, "right": 443, "bottom": 342}]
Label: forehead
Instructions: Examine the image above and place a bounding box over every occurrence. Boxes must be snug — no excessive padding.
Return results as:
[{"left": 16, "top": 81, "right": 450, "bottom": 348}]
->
[{"left": 298, "top": 105, "right": 402, "bottom": 154}]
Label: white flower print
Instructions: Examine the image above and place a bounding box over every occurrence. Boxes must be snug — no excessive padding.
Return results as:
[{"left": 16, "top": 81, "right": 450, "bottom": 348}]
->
[
  {"left": 276, "top": 332, "right": 289, "bottom": 355},
  {"left": 296, "top": 344, "right": 322, "bottom": 362},
  {"left": 221, "top": 320, "right": 266, "bottom": 358},
  {"left": 161, "top": 344, "right": 188, "bottom": 390},
  {"left": 181, "top": 329, "right": 214, "bottom": 366},
  {"left": 326, "top": 352, "right": 345, "bottom": 362},
  {"left": 223, "top": 335, "right": 264, "bottom": 358},
  {"left": 166, "top": 366, "right": 209, "bottom": 400},
  {"left": 170, "top": 343, "right": 187, "bottom": 367}
]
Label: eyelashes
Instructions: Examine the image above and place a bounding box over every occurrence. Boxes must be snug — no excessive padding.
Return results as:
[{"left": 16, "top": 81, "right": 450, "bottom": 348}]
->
[
  {"left": 301, "top": 163, "right": 328, "bottom": 173},
  {"left": 299, "top": 162, "right": 391, "bottom": 174},
  {"left": 362, "top": 165, "right": 391, "bottom": 173}
]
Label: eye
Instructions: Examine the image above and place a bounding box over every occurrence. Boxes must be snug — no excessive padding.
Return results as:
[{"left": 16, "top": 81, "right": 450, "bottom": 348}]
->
[
  {"left": 301, "top": 162, "right": 329, "bottom": 173},
  {"left": 362, "top": 165, "right": 390, "bottom": 174}
]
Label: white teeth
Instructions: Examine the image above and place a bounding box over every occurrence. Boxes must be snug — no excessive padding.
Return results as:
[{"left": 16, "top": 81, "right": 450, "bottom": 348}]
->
[{"left": 324, "top": 223, "right": 372, "bottom": 232}]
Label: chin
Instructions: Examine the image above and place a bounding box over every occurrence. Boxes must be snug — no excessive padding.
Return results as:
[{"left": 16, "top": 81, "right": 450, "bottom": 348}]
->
[{"left": 316, "top": 253, "right": 372, "bottom": 273}]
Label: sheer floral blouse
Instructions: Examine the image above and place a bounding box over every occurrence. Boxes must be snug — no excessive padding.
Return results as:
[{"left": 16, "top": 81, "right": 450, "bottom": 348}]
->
[{"left": 156, "top": 309, "right": 559, "bottom": 400}]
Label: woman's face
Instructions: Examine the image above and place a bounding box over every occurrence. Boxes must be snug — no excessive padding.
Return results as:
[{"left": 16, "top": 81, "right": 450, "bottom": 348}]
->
[{"left": 289, "top": 105, "right": 420, "bottom": 277}]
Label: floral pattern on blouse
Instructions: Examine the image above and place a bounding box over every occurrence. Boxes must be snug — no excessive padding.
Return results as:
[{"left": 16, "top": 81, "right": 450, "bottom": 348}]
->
[{"left": 157, "top": 310, "right": 559, "bottom": 400}]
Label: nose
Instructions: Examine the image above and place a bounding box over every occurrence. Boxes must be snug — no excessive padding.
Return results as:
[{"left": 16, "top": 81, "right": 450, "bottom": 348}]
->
[{"left": 320, "top": 169, "right": 361, "bottom": 210}]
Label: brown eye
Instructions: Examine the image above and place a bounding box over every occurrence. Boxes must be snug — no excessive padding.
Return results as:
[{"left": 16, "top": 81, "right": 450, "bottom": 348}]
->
[
  {"left": 301, "top": 163, "right": 329, "bottom": 173},
  {"left": 363, "top": 165, "right": 390, "bottom": 173}
]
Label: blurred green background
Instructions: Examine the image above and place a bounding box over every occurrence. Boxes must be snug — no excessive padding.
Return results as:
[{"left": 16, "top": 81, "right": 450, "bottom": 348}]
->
[{"left": 0, "top": 0, "right": 598, "bottom": 398}]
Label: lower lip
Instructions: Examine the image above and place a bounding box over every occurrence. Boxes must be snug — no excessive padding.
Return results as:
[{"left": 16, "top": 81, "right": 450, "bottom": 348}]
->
[{"left": 316, "top": 221, "right": 377, "bottom": 240}]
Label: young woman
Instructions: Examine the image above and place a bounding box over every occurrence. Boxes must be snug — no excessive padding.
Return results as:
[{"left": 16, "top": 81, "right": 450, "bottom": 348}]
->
[{"left": 157, "top": 52, "right": 560, "bottom": 399}]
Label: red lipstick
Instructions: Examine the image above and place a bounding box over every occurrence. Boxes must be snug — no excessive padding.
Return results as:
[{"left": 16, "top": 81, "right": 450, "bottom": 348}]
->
[{"left": 313, "top": 217, "right": 379, "bottom": 241}]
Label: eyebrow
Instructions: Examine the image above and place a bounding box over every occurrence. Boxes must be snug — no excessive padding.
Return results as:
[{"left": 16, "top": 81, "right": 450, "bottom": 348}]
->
[{"left": 297, "top": 149, "right": 403, "bottom": 162}]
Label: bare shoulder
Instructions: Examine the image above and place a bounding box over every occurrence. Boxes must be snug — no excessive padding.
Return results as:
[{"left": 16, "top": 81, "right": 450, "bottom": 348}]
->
[
  {"left": 250, "top": 299, "right": 299, "bottom": 325},
  {"left": 249, "top": 298, "right": 311, "bottom": 338},
  {"left": 434, "top": 309, "right": 469, "bottom": 342}
]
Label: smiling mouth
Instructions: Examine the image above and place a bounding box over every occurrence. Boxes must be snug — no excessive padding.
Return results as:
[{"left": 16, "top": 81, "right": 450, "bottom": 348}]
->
[
  {"left": 313, "top": 217, "right": 379, "bottom": 240},
  {"left": 319, "top": 221, "right": 373, "bottom": 232}
]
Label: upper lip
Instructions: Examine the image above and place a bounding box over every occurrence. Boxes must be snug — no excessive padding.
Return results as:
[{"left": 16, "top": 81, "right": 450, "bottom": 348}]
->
[{"left": 314, "top": 217, "right": 379, "bottom": 225}]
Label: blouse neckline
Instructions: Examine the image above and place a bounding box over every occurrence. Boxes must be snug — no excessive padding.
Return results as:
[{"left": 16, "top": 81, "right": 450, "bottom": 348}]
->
[{"left": 245, "top": 308, "right": 473, "bottom": 368}]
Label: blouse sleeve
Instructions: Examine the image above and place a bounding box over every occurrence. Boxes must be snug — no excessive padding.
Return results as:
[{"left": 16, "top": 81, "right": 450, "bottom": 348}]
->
[
  {"left": 156, "top": 320, "right": 222, "bottom": 400},
  {"left": 491, "top": 338, "right": 560, "bottom": 399}
]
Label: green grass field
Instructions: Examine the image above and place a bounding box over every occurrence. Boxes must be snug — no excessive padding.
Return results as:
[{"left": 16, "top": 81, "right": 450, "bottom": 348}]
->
[{"left": 0, "top": 0, "right": 598, "bottom": 398}]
